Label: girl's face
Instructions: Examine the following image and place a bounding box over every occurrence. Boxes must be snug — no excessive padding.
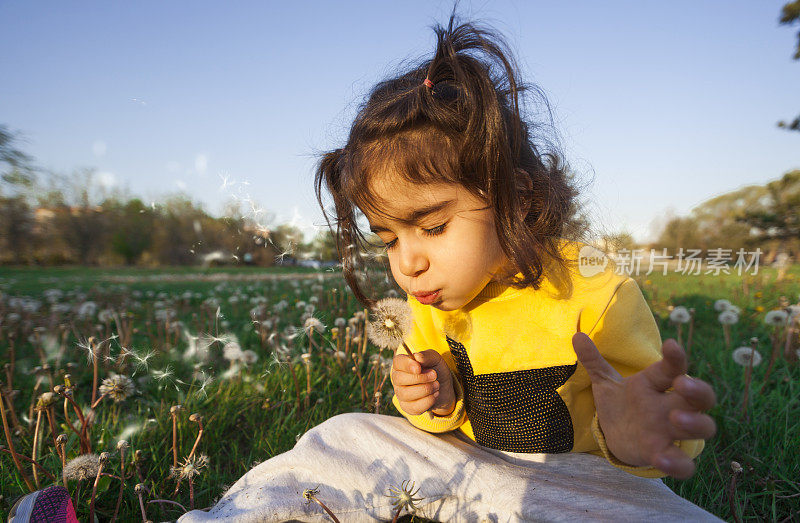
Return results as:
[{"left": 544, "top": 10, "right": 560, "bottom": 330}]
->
[{"left": 363, "top": 176, "right": 511, "bottom": 311}]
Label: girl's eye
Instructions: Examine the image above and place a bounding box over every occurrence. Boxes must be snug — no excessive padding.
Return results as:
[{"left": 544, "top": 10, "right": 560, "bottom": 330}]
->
[
  {"left": 384, "top": 223, "right": 447, "bottom": 251},
  {"left": 422, "top": 223, "right": 447, "bottom": 237}
]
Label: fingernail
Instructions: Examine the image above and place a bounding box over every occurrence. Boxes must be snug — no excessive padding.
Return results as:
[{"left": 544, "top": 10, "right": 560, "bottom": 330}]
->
[
  {"left": 433, "top": 381, "right": 440, "bottom": 392},
  {"left": 426, "top": 371, "right": 437, "bottom": 380},
  {"left": 433, "top": 390, "right": 440, "bottom": 398}
]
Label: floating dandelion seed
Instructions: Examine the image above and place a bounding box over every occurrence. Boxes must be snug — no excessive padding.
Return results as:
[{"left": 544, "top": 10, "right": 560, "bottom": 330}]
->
[
  {"left": 63, "top": 453, "right": 101, "bottom": 481},
  {"left": 99, "top": 373, "right": 135, "bottom": 402}
]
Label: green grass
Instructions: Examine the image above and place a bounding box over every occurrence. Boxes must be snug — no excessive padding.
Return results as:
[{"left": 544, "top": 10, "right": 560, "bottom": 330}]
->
[{"left": 1, "top": 266, "right": 798, "bottom": 521}]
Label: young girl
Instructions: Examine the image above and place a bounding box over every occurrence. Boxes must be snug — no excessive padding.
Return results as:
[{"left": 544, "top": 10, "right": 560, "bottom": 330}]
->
[{"left": 180, "top": 14, "right": 720, "bottom": 522}]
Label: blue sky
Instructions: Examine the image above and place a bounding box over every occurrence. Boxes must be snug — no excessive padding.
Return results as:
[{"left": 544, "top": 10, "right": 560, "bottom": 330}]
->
[{"left": 1, "top": 1, "right": 798, "bottom": 243}]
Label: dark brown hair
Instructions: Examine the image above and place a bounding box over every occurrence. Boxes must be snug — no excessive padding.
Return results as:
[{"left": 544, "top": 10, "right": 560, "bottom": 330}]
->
[{"left": 315, "top": 12, "right": 588, "bottom": 308}]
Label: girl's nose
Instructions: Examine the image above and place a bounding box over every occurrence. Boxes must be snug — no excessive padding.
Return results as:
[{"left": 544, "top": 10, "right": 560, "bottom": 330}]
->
[{"left": 397, "top": 240, "right": 429, "bottom": 277}]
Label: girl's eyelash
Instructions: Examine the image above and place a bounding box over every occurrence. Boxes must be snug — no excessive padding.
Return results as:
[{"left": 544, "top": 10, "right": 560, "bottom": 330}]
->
[{"left": 385, "top": 223, "right": 447, "bottom": 250}]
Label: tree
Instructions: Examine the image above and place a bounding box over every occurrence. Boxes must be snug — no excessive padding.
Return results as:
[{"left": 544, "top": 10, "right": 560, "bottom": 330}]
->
[
  {"left": 778, "top": 1, "right": 800, "bottom": 132},
  {"left": 0, "top": 124, "right": 35, "bottom": 197},
  {"left": 107, "top": 198, "right": 156, "bottom": 265},
  {"left": 310, "top": 228, "right": 338, "bottom": 261},
  {"left": 736, "top": 170, "right": 800, "bottom": 259}
]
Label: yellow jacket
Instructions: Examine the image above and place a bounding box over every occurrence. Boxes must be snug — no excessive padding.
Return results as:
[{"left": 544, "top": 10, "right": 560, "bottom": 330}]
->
[{"left": 391, "top": 240, "right": 704, "bottom": 478}]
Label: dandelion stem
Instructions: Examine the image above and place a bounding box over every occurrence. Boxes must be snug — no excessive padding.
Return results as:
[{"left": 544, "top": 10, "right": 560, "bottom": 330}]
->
[
  {"left": 135, "top": 484, "right": 148, "bottom": 522},
  {"left": 391, "top": 505, "right": 403, "bottom": 523},
  {"left": 31, "top": 409, "right": 42, "bottom": 488},
  {"left": 188, "top": 417, "right": 204, "bottom": 460},
  {"left": 91, "top": 337, "right": 99, "bottom": 407},
  {"left": 287, "top": 356, "right": 302, "bottom": 411},
  {"left": 89, "top": 457, "right": 106, "bottom": 523},
  {"left": 306, "top": 491, "right": 341, "bottom": 522},
  {"left": 148, "top": 498, "right": 188, "bottom": 512},
  {"left": 112, "top": 446, "right": 127, "bottom": 523},
  {"left": 0, "top": 387, "right": 35, "bottom": 491},
  {"left": 90, "top": 391, "right": 109, "bottom": 409},
  {"left": 760, "top": 330, "right": 782, "bottom": 394}
]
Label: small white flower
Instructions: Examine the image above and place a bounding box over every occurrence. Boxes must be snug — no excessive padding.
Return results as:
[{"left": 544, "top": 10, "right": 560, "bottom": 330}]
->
[
  {"left": 732, "top": 346, "right": 762, "bottom": 367},
  {"left": 669, "top": 306, "right": 691, "bottom": 324},
  {"left": 764, "top": 309, "right": 789, "bottom": 327},
  {"left": 718, "top": 310, "right": 739, "bottom": 325}
]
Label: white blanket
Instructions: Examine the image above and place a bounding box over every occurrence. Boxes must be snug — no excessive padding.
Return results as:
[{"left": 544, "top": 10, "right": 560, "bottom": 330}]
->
[{"left": 178, "top": 413, "right": 721, "bottom": 522}]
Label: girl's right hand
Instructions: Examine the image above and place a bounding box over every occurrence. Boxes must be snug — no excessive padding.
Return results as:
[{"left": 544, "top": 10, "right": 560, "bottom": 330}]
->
[{"left": 391, "top": 349, "right": 455, "bottom": 416}]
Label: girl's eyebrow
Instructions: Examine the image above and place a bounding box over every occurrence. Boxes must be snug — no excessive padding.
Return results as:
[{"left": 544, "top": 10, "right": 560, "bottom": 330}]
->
[{"left": 369, "top": 200, "right": 454, "bottom": 233}]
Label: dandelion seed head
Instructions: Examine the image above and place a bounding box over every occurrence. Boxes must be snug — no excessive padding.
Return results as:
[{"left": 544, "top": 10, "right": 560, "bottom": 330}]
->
[
  {"left": 303, "top": 317, "right": 325, "bottom": 334},
  {"left": 368, "top": 298, "right": 413, "bottom": 350},
  {"left": 63, "top": 453, "right": 101, "bottom": 481},
  {"left": 714, "top": 299, "right": 732, "bottom": 312},
  {"left": 241, "top": 349, "right": 258, "bottom": 365},
  {"left": 99, "top": 373, "right": 135, "bottom": 402},
  {"left": 765, "top": 309, "right": 789, "bottom": 326},
  {"left": 732, "top": 346, "right": 762, "bottom": 367},
  {"left": 669, "top": 306, "right": 691, "bottom": 324},
  {"left": 718, "top": 310, "right": 739, "bottom": 325}
]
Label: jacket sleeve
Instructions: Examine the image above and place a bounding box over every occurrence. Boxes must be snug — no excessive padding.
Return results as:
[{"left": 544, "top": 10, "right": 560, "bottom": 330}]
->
[
  {"left": 585, "top": 277, "right": 706, "bottom": 478},
  {"left": 390, "top": 304, "right": 468, "bottom": 433}
]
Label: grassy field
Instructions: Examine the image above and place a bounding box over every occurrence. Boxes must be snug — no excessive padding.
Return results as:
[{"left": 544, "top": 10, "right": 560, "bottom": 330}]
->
[{"left": 0, "top": 265, "right": 798, "bottom": 521}]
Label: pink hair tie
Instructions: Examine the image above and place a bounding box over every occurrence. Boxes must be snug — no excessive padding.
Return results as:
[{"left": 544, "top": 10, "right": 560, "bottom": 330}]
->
[{"left": 423, "top": 78, "right": 434, "bottom": 89}]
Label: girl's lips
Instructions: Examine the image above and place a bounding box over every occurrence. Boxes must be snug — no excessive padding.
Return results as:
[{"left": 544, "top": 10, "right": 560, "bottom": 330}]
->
[{"left": 413, "top": 290, "right": 440, "bottom": 305}]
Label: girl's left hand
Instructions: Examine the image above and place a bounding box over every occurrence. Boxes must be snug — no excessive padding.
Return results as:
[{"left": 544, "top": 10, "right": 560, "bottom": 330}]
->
[{"left": 571, "top": 332, "right": 717, "bottom": 479}]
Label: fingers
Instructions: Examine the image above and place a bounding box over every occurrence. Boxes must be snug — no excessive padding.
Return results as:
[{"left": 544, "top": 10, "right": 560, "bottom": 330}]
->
[
  {"left": 571, "top": 332, "right": 622, "bottom": 382},
  {"left": 641, "top": 339, "right": 688, "bottom": 392},
  {"left": 651, "top": 444, "right": 696, "bottom": 480},
  {"left": 668, "top": 409, "right": 717, "bottom": 440},
  {"left": 393, "top": 350, "right": 441, "bottom": 374},
  {"left": 392, "top": 365, "right": 438, "bottom": 386},
  {"left": 672, "top": 374, "right": 717, "bottom": 412}
]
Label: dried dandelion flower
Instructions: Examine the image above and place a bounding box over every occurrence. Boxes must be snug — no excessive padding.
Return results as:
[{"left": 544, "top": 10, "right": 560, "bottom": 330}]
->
[
  {"left": 387, "top": 479, "right": 425, "bottom": 514},
  {"left": 764, "top": 309, "right": 789, "bottom": 326},
  {"left": 99, "top": 373, "right": 135, "bottom": 402},
  {"left": 63, "top": 453, "right": 101, "bottom": 481},
  {"left": 732, "top": 347, "right": 762, "bottom": 367},
  {"left": 368, "top": 298, "right": 413, "bottom": 351},
  {"left": 669, "top": 306, "right": 691, "bottom": 324},
  {"left": 730, "top": 461, "right": 743, "bottom": 474},
  {"left": 170, "top": 454, "right": 209, "bottom": 480},
  {"left": 36, "top": 392, "right": 57, "bottom": 410}
]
